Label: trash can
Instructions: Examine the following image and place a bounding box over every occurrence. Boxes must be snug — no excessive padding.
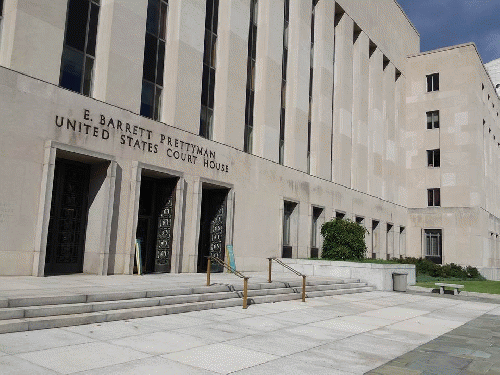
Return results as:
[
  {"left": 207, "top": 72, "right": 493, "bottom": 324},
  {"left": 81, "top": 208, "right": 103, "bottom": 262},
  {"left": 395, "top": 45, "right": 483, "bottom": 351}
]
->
[{"left": 392, "top": 273, "right": 407, "bottom": 292}]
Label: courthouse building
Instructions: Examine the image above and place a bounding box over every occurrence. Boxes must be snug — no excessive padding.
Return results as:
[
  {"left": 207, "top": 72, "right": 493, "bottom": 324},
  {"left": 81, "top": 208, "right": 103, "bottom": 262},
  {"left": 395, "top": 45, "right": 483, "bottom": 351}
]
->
[{"left": 0, "top": 0, "right": 498, "bottom": 279}]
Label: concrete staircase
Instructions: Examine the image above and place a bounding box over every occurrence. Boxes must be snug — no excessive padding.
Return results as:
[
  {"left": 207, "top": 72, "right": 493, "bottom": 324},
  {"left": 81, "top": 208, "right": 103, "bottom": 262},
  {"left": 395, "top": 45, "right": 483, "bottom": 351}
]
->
[{"left": 0, "top": 278, "right": 374, "bottom": 334}]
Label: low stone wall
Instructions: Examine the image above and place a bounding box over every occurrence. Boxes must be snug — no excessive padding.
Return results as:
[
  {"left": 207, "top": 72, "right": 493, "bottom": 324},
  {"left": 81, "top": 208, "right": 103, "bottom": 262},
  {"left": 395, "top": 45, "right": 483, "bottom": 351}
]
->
[{"left": 275, "top": 259, "right": 416, "bottom": 291}]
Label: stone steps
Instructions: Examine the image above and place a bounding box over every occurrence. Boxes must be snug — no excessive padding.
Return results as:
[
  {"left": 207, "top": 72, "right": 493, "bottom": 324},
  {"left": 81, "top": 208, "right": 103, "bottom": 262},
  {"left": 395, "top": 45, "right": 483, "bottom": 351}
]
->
[{"left": 0, "top": 278, "right": 374, "bottom": 334}]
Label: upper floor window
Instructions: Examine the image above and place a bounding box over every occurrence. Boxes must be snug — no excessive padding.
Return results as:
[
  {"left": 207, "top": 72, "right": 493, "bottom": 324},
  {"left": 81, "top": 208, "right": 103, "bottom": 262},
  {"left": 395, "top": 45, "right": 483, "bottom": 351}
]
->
[
  {"left": 244, "top": 0, "right": 258, "bottom": 154},
  {"left": 427, "top": 188, "right": 440, "bottom": 207},
  {"left": 426, "top": 73, "right": 439, "bottom": 92},
  {"left": 140, "top": 0, "right": 169, "bottom": 121},
  {"left": 279, "top": 0, "right": 289, "bottom": 165},
  {"left": 426, "top": 110, "right": 439, "bottom": 129},
  {"left": 427, "top": 149, "right": 440, "bottom": 168},
  {"left": 200, "top": 0, "right": 219, "bottom": 139},
  {"left": 59, "top": 0, "right": 100, "bottom": 96},
  {"left": 0, "top": 0, "right": 4, "bottom": 46}
]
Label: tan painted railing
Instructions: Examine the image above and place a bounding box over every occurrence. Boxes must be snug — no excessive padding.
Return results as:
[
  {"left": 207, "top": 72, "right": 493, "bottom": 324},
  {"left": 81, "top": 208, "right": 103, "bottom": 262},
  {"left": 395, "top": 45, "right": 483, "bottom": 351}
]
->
[
  {"left": 267, "top": 257, "right": 306, "bottom": 302},
  {"left": 206, "top": 256, "right": 249, "bottom": 309}
]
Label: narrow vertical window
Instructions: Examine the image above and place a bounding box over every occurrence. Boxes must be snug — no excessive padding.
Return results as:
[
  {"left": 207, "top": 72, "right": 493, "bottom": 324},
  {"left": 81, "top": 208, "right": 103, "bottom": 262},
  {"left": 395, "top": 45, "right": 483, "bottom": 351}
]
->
[
  {"left": 426, "top": 149, "right": 440, "bottom": 167},
  {"left": 427, "top": 188, "right": 441, "bottom": 207},
  {"left": 200, "top": 0, "right": 219, "bottom": 139},
  {"left": 0, "top": 0, "right": 4, "bottom": 48},
  {"left": 426, "top": 110, "right": 440, "bottom": 129},
  {"left": 311, "top": 206, "right": 322, "bottom": 258},
  {"left": 244, "top": 0, "right": 258, "bottom": 153},
  {"left": 279, "top": 0, "right": 289, "bottom": 165},
  {"left": 140, "top": 0, "right": 169, "bottom": 121},
  {"left": 307, "top": 0, "right": 317, "bottom": 173},
  {"left": 426, "top": 73, "right": 439, "bottom": 92},
  {"left": 60, "top": 0, "right": 100, "bottom": 96},
  {"left": 282, "top": 200, "right": 295, "bottom": 258}
]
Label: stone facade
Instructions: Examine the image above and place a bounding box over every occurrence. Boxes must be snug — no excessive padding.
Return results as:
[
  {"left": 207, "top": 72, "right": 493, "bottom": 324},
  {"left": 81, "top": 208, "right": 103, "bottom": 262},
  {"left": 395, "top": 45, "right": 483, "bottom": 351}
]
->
[{"left": 0, "top": 0, "right": 498, "bottom": 279}]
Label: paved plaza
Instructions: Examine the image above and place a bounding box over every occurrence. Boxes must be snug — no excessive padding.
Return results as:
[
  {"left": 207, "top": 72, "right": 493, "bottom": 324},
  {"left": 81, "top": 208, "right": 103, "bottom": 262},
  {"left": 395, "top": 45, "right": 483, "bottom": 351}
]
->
[{"left": 0, "top": 275, "right": 499, "bottom": 374}]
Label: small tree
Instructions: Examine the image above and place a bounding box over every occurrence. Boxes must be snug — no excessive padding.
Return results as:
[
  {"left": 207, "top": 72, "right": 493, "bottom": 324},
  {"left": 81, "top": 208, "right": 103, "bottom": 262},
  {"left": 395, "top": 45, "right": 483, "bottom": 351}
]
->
[{"left": 320, "top": 218, "right": 368, "bottom": 261}]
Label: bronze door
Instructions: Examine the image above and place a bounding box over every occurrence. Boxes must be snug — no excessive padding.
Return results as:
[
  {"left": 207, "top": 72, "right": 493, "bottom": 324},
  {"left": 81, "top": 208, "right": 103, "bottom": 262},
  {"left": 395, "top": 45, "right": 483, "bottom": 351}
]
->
[
  {"left": 45, "top": 159, "right": 90, "bottom": 275},
  {"left": 136, "top": 177, "right": 176, "bottom": 273},
  {"left": 198, "top": 189, "right": 227, "bottom": 273}
]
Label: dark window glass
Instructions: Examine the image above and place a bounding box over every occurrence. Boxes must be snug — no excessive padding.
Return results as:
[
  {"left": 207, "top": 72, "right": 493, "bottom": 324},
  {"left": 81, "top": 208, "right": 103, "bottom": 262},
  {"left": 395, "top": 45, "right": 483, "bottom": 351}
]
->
[
  {"left": 60, "top": 46, "right": 84, "bottom": 93},
  {"left": 244, "top": 0, "right": 258, "bottom": 154},
  {"left": 141, "top": 0, "right": 168, "bottom": 121},
  {"left": 279, "top": 0, "right": 289, "bottom": 165},
  {"left": 426, "top": 73, "right": 439, "bottom": 92},
  {"left": 140, "top": 80, "right": 155, "bottom": 119},
  {"left": 60, "top": 0, "right": 100, "bottom": 96},
  {"left": 0, "top": 0, "right": 4, "bottom": 16},
  {"left": 426, "top": 110, "right": 439, "bottom": 129},
  {"left": 428, "top": 188, "right": 441, "bottom": 207},
  {"left": 86, "top": 3, "right": 99, "bottom": 56},
  {"left": 307, "top": 0, "right": 316, "bottom": 173},
  {"left": 200, "top": 0, "right": 219, "bottom": 139},
  {"left": 425, "top": 229, "right": 442, "bottom": 263},
  {"left": 64, "top": 0, "right": 89, "bottom": 52},
  {"left": 427, "top": 149, "right": 440, "bottom": 168}
]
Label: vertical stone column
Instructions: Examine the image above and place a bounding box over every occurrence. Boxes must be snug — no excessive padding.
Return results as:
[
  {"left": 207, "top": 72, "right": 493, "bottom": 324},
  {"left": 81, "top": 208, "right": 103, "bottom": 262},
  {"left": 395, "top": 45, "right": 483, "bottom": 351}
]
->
[
  {"left": 252, "top": 0, "right": 283, "bottom": 162},
  {"left": 212, "top": 0, "right": 250, "bottom": 149},
  {"left": 162, "top": 0, "right": 206, "bottom": 134},
  {"left": 351, "top": 31, "right": 369, "bottom": 193},
  {"left": 368, "top": 48, "right": 384, "bottom": 198},
  {"left": 383, "top": 62, "right": 396, "bottom": 203},
  {"left": 309, "top": 0, "right": 334, "bottom": 180},
  {"left": 283, "top": 0, "right": 310, "bottom": 172},
  {"left": 94, "top": 0, "right": 148, "bottom": 113},
  {"left": 331, "top": 13, "right": 353, "bottom": 186}
]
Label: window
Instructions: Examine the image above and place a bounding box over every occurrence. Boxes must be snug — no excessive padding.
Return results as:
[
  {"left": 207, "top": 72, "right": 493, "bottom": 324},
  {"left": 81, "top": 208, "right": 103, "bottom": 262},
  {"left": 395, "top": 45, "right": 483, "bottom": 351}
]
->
[
  {"left": 426, "top": 73, "right": 439, "bottom": 92},
  {"left": 279, "top": 0, "right": 289, "bottom": 165},
  {"left": 0, "top": 0, "right": 4, "bottom": 47},
  {"left": 306, "top": 0, "right": 317, "bottom": 173},
  {"left": 200, "top": 0, "right": 219, "bottom": 139},
  {"left": 427, "top": 188, "right": 440, "bottom": 207},
  {"left": 140, "top": 0, "right": 168, "bottom": 121},
  {"left": 282, "top": 201, "right": 296, "bottom": 258},
  {"left": 425, "top": 229, "right": 442, "bottom": 264},
  {"left": 59, "top": 0, "right": 100, "bottom": 96},
  {"left": 244, "top": 0, "right": 258, "bottom": 153},
  {"left": 311, "top": 206, "right": 322, "bottom": 258},
  {"left": 335, "top": 211, "right": 345, "bottom": 219},
  {"left": 427, "top": 149, "right": 440, "bottom": 168},
  {"left": 426, "top": 110, "right": 439, "bottom": 129}
]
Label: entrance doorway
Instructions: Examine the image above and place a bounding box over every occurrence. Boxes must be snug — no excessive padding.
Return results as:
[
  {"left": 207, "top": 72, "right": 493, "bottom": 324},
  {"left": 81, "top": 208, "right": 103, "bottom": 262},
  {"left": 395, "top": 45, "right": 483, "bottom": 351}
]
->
[
  {"left": 45, "top": 159, "right": 90, "bottom": 275},
  {"left": 197, "top": 186, "right": 229, "bottom": 273},
  {"left": 136, "top": 176, "right": 177, "bottom": 274}
]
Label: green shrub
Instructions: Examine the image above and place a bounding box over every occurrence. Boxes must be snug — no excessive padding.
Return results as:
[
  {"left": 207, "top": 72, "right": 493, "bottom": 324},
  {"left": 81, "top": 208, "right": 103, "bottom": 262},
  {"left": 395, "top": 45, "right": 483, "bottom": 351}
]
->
[
  {"left": 320, "top": 218, "right": 368, "bottom": 261},
  {"left": 390, "top": 257, "right": 485, "bottom": 280}
]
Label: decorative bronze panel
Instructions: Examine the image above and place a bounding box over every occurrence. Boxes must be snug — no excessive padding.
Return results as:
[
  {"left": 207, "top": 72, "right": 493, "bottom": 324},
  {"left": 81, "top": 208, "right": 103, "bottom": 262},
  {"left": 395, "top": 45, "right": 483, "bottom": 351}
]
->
[
  {"left": 45, "top": 159, "right": 90, "bottom": 275},
  {"left": 154, "top": 190, "right": 174, "bottom": 272}
]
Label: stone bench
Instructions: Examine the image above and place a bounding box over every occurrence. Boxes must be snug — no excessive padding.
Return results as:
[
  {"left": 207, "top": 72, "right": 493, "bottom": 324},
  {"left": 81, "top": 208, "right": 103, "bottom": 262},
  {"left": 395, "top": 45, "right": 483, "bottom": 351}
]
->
[{"left": 435, "top": 283, "right": 464, "bottom": 295}]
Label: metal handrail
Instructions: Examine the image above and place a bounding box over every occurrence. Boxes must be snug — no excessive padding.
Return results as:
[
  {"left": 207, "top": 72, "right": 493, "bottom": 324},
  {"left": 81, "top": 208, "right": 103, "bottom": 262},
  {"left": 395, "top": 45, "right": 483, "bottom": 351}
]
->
[
  {"left": 267, "top": 257, "right": 307, "bottom": 302},
  {"left": 206, "top": 256, "right": 249, "bottom": 309}
]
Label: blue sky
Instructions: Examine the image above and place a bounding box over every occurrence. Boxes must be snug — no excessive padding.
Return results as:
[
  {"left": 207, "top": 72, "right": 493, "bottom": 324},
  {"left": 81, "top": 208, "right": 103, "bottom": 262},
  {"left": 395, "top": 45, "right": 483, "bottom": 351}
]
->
[{"left": 397, "top": 0, "right": 500, "bottom": 63}]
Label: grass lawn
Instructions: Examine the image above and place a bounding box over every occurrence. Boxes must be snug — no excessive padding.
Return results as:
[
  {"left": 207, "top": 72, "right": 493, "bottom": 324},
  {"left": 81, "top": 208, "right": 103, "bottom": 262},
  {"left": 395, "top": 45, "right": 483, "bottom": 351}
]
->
[{"left": 415, "top": 280, "right": 500, "bottom": 295}]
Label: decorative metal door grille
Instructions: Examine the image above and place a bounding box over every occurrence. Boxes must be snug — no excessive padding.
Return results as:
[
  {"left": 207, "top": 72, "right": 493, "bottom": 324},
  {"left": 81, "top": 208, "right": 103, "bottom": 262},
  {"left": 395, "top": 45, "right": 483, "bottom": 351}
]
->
[
  {"left": 209, "top": 198, "right": 226, "bottom": 272},
  {"left": 155, "top": 192, "right": 174, "bottom": 272},
  {"left": 45, "top": 159, "right": 90, "bottom": 275}
]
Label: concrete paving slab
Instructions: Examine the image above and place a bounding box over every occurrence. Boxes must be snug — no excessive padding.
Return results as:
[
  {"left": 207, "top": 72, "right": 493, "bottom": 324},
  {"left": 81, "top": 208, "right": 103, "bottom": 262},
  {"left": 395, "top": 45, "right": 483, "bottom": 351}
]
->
[
  {"left": 293, "top": 345, "right": 390, "bottom": 374},
  {"left": 232, "top": 356, "right": 353, "bottom": 375},
  {"left": 360, "top": 306, "right": 430, "bottom": 321},
  {"left": 110, "top": 330, "right": 213, "bottom": 355},
  {"left": 365, "top": 326, "right": 436, "bottom": 345},
  {"left": 390, "top": 315, "right": 464, "bottom": 336},
  {"left": 171, "top": 323, "right": 250, "bottom": 342},
  {"left": 228, "top": 315, "right": 298, "bottom": 333},
  {"left": 330, "top": 333, "right": 417, "bottom": 359},
  {"left": 61, "top": 320, "right": 161, "bottom": 341},
  {"left": 72, "top": 356, "right": 217, "bottom": 374},
  {"left": 131, "top": 313, "right": 212, "bottom": 331},
  {"left": 225, "top": 330, "right": 323, "bottom": 356},
  {"left": 310, "top": 317, "right": 380, "bottom": 334},
  {"left": 162, "top": 343, "right": 278, "bottom": 374},
  {"left": 0, "top": 355, "right": 60, "bottom": 374},
  {"left": 0, "top": 328, "right": 95, "bottom": 354},
  {"left": 17, "top": 342, "right": 150, "bottom": 374},
  {"left": 283, "top": 323, "right": 352, "bottom": 341}
]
